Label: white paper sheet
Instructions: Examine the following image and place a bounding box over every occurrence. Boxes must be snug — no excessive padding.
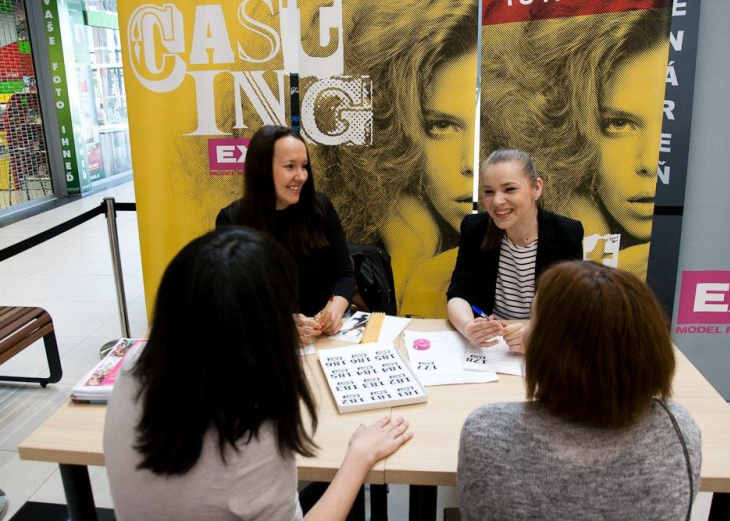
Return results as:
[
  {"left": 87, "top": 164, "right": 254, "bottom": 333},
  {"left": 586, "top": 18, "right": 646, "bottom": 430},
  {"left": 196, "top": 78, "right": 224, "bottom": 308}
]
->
[
  {"left": 404, "top": 331, "right": 499, "bottom": 386},
  {"left": 376, "top": 316, "right": 412, "bottom": 344},
  {"left": 464, "top": 342, "right": 525, "bottom": 376}
]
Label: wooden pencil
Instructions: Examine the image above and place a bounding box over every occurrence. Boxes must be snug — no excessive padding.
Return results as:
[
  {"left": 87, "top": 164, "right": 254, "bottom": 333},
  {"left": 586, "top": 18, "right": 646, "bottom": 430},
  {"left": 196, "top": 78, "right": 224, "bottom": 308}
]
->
[{"left": 360, "top": 312, "right": 385, "bottom": 344}]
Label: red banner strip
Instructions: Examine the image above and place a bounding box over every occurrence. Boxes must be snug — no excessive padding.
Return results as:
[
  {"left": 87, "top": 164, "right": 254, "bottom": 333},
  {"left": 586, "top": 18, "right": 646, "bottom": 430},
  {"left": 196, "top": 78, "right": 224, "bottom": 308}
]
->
[{"left": 482, "top": 0, "right": 672, "bottom": 26}]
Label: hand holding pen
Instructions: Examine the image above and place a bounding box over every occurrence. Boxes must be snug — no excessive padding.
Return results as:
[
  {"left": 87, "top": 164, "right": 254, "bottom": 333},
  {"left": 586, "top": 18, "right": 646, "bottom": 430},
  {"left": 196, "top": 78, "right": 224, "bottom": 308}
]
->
[
  {"left": 464, "top": 305, "right": 503, "bottom": 347},
  {"left": 471, "top": 305, "right": 525, "bottom": 353}
]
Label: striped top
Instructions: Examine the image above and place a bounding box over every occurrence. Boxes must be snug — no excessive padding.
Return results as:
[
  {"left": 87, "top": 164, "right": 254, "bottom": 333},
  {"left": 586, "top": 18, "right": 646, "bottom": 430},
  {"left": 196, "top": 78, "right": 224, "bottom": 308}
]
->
[{"left": 493, "top": 236, "right": 537, "bottom": 320}]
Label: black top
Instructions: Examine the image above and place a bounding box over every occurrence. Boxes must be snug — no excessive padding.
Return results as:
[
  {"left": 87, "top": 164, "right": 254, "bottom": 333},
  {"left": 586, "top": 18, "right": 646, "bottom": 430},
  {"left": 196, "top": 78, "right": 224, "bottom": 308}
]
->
[
  {"left": 216, "top": 193, "right": 355, "bottom": 317},
  {"left": 446, "top": 207, "right": 584, "bottom": 316}
]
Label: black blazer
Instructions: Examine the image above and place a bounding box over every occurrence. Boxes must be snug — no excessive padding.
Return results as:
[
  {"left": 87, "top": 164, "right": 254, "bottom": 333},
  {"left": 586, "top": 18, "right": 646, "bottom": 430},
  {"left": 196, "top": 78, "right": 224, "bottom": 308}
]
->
[{"left": 446, "top": 208, "right": 584, "bottom": 315}]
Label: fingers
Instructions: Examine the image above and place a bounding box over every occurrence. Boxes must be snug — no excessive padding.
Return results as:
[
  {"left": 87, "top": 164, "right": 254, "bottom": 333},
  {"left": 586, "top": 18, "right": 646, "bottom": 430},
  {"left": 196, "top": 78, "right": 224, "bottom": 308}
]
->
[
  {"left": 501, "top": 324, "right": 524, "bottom": 344},
  {"left": 325, "top": 316, "right": 344, "bottom": 335},
  {"left": 376, "top": 416, "right": 390, "bottom": 428},
  {"left": 317, "top": 310, "right": 345, "bottom": 335},
  {"left": 480, "top": 337, "right": 502, "bottom": 348},
  {"left": 315, "top": 309, "right": 335, "bottom": 331},
  {"left": 507, "top": 342, "right": 525, "bottom": 354},
  {"left": 396, "top": 431, "right": 414, "bottom": 445},
  {"left": 388, "top": 417, "right": 408, "bottom": 437},
  {"left": 297, "top": 315, "right": 322, "bottom": 343},
  {"left": 465, "top": 318, "right": 504, "bottom": 346}
]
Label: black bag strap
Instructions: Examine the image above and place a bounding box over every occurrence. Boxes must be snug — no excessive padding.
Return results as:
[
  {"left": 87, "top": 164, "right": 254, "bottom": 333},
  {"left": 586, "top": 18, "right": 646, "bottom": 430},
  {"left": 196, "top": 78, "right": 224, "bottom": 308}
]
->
[{"left": 654, "top": 398, "right": 693, "bottom": 521}]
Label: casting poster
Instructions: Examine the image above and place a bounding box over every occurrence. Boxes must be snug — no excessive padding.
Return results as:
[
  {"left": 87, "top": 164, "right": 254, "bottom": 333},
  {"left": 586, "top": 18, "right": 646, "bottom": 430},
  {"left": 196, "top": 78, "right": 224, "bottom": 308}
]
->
[
  {"left": 119, "top": 0, "right": 479, "bottom": 316},
  {"left": 481, "top": 0, "right": 672, "bottom": 283},
  {"left": 120, "top": 0, "right": 670, "bottom": 318}
]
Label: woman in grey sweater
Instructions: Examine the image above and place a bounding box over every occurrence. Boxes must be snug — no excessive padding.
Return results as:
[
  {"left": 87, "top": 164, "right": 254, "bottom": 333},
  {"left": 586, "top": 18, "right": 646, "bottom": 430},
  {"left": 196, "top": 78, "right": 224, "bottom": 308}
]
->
[{"left": 457, "top": 260, "right": 701, "bottom": 520}]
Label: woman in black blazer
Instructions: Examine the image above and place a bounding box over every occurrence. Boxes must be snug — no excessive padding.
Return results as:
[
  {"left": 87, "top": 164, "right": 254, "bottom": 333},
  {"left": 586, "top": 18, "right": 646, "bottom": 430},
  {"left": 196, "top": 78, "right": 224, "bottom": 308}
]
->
[{"left": 447, "top": 149, "right": 583, "bottom": 351}]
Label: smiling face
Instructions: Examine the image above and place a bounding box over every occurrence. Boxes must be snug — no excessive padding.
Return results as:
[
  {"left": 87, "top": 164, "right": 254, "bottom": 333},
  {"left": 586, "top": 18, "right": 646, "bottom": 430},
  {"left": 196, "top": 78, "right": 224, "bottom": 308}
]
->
[
  {"left": 272, "top": 136, "right": 309, "bottom": 210},
  {"left": 481, "top": 160, "right": 542, "bottom": 231},
  {"left": 422, "top": 49, "right": 477, "bottom": 233},
  {"left": 596, "top": 42, "right": 669, "bottom": 241}
]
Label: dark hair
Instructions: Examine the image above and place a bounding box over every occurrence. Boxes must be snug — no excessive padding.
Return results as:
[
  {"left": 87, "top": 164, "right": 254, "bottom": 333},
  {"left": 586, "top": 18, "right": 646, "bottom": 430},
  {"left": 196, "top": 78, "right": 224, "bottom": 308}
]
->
[
  {"left": 132, "top": 227, "right": 318, "bottom": 475},
  {"left": 240, "top": 125, "right": 328, "bottom": 253},
  {"left": 480, "top": 148, "right": 541, "bottom": 250},
  {"left": 525, "top": 260, "right": 675, "bottom": 428}
]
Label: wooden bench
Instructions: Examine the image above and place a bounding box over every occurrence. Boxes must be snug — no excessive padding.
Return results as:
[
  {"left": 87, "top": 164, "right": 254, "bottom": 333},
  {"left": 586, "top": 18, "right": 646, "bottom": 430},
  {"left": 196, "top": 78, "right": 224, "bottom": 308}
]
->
[{"left": 0, "top": 306, "right": 62, "bottom": 387}]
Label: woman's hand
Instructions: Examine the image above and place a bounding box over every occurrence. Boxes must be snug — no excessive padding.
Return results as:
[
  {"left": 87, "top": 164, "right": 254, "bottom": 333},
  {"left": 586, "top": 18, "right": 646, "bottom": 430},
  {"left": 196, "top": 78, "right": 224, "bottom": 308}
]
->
[
  {"left": 295, "top": 314, "right": 322, "bottom": 345},
  {"left": 464, "top": 317, "right": 503, "bottom": 347},
  {"left": 347, "top": 416, "right": 413, "bottom": 466},
  {"left": 315, "top": 296, "right": 349, "bottom": 335},
  {"left": 500, "top": 322, "right": 526, "bottom": 353},
  {"left": 303, "top": 417, "right": 412, "bottom": 521}
]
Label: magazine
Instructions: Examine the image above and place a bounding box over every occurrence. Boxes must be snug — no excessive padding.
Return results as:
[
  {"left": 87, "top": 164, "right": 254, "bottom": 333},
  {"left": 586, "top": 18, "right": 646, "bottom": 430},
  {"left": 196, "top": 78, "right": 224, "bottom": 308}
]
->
[{"left": 71, "top": 338, "right": 146, "bottom": 403}]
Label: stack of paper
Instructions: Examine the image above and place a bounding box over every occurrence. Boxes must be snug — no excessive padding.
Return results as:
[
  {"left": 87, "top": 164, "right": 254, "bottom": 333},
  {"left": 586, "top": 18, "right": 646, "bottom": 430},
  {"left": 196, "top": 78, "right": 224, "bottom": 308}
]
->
[{"left": 71, "top": 338, "right": 145, "bottom": 403}]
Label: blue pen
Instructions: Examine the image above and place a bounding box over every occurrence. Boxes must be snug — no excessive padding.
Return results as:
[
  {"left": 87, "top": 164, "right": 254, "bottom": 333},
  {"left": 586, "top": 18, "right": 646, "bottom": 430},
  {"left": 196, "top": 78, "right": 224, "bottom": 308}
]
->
[{"left": 471, "top": 305, "right": 492, "bottom": 321}]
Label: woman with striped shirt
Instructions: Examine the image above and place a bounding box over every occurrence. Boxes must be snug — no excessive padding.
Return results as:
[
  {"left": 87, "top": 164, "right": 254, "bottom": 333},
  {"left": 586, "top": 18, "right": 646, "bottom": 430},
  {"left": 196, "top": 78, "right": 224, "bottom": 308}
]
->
[{"left": 446, "top": 149, "right": 583, "bottom": 352}]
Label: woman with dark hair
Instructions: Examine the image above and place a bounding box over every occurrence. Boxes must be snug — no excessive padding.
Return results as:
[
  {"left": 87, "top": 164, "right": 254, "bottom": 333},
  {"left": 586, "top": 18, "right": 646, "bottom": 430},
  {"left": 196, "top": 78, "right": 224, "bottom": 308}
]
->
[
  {"left": 457, "top": 261, "right": 701, "bottom": 519},
  {"left": 446, "top": 149, "right": 583, "bottom": 352},
  {"left": 217, "top": 125, "right": 355, "bottom": 343},
  {"left": 104, "top": 228, "right": 411, "bottom": 520}
]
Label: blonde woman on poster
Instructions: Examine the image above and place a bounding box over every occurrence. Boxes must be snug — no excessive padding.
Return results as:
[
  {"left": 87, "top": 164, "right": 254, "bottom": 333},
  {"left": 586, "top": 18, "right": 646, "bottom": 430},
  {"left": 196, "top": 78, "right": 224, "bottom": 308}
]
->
[
  {"left": 481, "top": 4, "right": 670, "bottom": 280},
  {"left": 315, "top": 0, "right": 479, "bottom": 318}
]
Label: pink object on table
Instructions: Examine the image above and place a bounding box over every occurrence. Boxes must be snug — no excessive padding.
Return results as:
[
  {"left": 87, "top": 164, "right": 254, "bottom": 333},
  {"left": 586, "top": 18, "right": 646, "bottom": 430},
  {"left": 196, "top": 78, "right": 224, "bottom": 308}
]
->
[{"left": 413, "top": 339, "right": 431, "bottom": 350}]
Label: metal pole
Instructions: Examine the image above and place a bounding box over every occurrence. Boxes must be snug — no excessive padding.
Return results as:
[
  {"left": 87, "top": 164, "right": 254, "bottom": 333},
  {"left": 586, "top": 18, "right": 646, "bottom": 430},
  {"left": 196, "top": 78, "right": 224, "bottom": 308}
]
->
[{"left": 104, "top": 197, "right": 131, "bottom": 338}]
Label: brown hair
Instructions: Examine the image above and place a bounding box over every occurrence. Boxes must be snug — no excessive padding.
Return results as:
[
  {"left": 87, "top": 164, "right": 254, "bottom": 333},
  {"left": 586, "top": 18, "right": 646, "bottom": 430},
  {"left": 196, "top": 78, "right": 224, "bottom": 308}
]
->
[
  {"left": 525, "top": 260, "right": 674, "bottom": 428},
  {"left": 480, "top": 148, "right": 540, "bottom": 250}
]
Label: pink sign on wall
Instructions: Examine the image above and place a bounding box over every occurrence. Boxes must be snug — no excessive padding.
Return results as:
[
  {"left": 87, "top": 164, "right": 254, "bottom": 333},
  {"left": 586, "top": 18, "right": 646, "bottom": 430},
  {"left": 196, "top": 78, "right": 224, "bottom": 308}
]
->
[
  {"left": 207, "top": 138, "right": 250, "bottom": 172},
  {"left": 677, "top": 271, "right": 730, "bottom": 325}
]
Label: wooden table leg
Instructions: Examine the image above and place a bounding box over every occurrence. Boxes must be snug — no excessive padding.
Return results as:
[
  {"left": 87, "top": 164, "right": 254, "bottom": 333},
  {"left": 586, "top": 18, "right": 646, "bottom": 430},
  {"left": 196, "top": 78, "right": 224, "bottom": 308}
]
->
[
  {"left": 60, "top": 464, "right": 97, "bottom": 521},
  {"left": 409, "top": 485, "right": 437, "bottom": 521},
  {"left": 708, "top": 492, "right": 730, "bottom": 521}
]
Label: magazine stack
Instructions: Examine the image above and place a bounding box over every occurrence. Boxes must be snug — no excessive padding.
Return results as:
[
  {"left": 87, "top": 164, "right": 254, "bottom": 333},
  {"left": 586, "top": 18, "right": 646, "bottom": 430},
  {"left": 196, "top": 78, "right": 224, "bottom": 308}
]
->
[{"left": 71, "top": 338, "right": 145, "bottom": 403}]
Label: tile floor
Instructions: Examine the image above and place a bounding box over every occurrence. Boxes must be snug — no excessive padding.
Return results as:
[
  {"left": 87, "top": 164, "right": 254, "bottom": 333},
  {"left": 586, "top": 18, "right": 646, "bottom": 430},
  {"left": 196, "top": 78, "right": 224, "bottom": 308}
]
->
[{"left": 0, "top": 180, "right": 715, "bottom": 520}]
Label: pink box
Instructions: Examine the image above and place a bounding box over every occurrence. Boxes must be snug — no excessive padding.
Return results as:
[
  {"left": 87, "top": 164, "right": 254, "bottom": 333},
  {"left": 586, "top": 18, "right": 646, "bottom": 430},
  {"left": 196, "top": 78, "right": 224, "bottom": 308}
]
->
[
  {"left": 677, "top": 271, "right": 730, "bottom": 324},
  {"left": 208, "top": 138, "right": 250, "bottom": 170}
]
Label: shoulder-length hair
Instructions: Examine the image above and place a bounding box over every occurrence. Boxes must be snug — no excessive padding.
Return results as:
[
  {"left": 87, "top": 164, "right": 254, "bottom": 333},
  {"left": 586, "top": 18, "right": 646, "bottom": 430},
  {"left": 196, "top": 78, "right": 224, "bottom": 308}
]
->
[
  {"left": 525, "top": 260, "right": 674, "bottom": 428},
  {"left": 314, "top": 0, "right": 478, "bottom": 245},
  {"left": 481, "top": 4, "right": 670, "bottom": 214},
  {"left": 132, "top": 227, "right": 318, "bottom": 475},
  {"left": 240, "top": 125, "right": 328, "bottom": 253}
]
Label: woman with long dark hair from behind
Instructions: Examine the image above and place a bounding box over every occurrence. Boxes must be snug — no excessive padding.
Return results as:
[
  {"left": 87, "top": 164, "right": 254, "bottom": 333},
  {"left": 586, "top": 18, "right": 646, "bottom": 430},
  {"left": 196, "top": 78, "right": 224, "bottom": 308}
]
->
[
  {"left": 217, "top": 125, "right": 355, "bottom": 343},
  {"left": 457, "top": 261, "right": 701, "bottom": 519},
  {"left": 104, "top": 228, "right": 411, "bottom": 520}
]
